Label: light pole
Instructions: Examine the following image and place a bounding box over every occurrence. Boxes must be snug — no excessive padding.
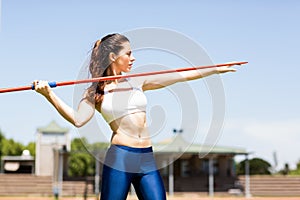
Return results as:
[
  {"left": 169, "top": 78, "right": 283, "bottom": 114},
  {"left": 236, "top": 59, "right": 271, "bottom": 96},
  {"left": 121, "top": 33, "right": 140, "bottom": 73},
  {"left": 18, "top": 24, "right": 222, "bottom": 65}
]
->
[
  {"left": 245, "top": 154, "right": 251, "bottom": 198},
  {"left": 168, "top": 128, "right": 183, "bottom": 196},
  {"left": 173, "top": 129, "right": 183, "bottom": 134}
]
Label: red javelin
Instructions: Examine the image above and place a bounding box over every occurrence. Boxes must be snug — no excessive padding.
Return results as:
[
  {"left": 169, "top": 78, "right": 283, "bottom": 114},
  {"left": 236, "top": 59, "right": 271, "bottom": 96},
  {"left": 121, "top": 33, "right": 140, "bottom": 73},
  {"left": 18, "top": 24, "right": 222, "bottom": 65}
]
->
[{"left": 0, "top": 61, "right": 248, "bottom": 94}]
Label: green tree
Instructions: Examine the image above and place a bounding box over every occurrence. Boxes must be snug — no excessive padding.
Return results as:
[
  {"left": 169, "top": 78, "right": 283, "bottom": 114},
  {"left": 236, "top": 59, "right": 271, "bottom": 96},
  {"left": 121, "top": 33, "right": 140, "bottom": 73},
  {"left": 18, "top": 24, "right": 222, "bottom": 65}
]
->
[
  {"left": 25, "top": 142, "right": 36, "bottom": 157},
  {"left": 0, "top": 129, "right": 36, "bottom": 157},
  {"left": 89, "top": 142, "right": 109, "bottom": 152},
  {"left": 1, "top": 138, "right": 25, "bottom": 156},
  {"left": 68, "top": 138, "right": 95, "bottom": 177},
  {"left": 0, "top": 130, "right": 5, "bottom": 165},
  {"left": 0, "top": 130, "right": 5, "bottom": 157},
  {"left": 236, "top": 157, "right": 272, "bottom": 175}
]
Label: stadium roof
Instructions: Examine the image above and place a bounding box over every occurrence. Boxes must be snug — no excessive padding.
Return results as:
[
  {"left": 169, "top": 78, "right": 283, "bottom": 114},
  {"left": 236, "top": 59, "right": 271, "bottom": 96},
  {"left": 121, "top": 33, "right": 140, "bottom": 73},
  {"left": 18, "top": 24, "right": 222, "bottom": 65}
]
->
[{"left": 153, "top": 134, "right": 247, "bottom": 155}]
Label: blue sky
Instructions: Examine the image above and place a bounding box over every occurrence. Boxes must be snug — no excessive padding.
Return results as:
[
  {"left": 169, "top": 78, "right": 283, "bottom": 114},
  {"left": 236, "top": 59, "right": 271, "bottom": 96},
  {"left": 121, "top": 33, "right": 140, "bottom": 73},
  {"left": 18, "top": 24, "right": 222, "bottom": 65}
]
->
[{"left": 1, "top": 1, "right": 300, "bottom": 170}]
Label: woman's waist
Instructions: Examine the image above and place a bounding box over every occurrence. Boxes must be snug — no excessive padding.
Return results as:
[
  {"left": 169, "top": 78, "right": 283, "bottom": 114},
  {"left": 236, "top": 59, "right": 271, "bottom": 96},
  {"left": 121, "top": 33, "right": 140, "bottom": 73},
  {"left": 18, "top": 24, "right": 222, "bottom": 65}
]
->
[
  {"left": 111, "top": 130, "right": 152, "bottom": 148},
  {"left": 110, "top": 144, "right": 153, "bottom": 153}
]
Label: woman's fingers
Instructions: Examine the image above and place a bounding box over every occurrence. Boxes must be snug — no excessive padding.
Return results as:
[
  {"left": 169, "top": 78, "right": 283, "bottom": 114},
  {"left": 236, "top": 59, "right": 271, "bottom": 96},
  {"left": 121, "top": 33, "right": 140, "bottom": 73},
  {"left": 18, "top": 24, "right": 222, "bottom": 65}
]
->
[
  {"left": 217, "top": 66, "right": 237, "bottom": 73},
  {"left": 32, "top": 80, "right": 38, "bottom": 87},
  {"left": 32, "top": 80, "right": 51, "bottom": 96}
]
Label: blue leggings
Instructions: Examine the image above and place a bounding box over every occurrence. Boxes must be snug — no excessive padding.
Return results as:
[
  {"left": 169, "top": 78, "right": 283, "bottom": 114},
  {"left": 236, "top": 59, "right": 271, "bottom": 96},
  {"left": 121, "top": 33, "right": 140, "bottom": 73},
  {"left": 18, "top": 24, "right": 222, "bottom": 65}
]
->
[{"left": 100, "top": 145, "right": 166, "bottom": 200}]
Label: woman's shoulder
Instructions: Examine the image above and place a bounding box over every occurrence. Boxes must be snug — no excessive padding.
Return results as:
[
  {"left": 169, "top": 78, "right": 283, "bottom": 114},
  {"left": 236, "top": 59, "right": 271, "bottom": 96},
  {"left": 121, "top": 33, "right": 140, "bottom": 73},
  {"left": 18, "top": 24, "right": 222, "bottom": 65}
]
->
[{"left": 126, "top": 77, "right": 145, "bottom": 89}]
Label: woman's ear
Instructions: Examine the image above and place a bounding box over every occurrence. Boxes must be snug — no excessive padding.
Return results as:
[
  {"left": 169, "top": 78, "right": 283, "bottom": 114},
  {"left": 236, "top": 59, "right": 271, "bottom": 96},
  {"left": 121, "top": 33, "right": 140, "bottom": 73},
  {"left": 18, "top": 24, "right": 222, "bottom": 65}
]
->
[{"left": 109, "top": 52, "right": 116, "bottom": 63}]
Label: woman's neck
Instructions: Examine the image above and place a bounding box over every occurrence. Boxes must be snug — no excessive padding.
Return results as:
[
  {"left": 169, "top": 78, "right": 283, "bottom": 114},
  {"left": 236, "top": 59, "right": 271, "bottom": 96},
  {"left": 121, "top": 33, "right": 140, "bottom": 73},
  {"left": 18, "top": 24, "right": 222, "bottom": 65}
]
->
[{"left": 106, "top": 66, "right": 122, "bottom": 84}]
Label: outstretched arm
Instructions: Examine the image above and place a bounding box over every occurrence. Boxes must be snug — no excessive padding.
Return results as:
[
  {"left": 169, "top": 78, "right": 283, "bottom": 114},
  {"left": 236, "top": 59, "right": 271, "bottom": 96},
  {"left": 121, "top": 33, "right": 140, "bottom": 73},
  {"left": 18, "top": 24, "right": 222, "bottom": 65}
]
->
[
  {"left": 142, "top": 64, "right": 237, "bottom": 91},
  {"left": 33, "top": 80, "right": 95, "bottom": 127}
]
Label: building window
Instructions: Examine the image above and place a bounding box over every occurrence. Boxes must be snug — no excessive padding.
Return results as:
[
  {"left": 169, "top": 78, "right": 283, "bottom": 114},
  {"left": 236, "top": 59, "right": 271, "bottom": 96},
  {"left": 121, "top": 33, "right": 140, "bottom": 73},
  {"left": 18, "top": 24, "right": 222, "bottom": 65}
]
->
[
  {"left": 181, "top": 159, "right": 190, "bottom": 177},
  {"left": 202, "top": 159, "right": 219, "bottom": 175}
]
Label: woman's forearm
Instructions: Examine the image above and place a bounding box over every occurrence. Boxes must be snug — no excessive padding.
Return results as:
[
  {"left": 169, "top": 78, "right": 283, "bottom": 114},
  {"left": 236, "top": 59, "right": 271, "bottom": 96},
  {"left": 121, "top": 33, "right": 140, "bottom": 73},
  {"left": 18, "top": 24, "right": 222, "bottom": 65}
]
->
[
  {"left": 143, "top": 67, "right": 219, "bottom": 90},
  {"left": 44, "top": 91, "right": 78, "bottom": 125},
  {"left": 142, "top": 65, "right": 236, "bottom": 91},
  {"left": 181, "top": 67, "right": 218, "bottom": 81},
  {"left": 41, "top": 92, "right": 94, "bottom": 128},
  {"left": 33, "top": 80, "right": 95, "bottom": 127}
]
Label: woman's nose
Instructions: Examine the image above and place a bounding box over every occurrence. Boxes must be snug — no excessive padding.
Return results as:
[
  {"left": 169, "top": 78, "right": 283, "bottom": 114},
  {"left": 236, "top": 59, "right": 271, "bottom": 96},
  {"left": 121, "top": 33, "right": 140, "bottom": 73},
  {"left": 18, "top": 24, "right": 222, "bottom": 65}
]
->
[{"left": 131, "top": 55, "right": 136, "bottom": 61}]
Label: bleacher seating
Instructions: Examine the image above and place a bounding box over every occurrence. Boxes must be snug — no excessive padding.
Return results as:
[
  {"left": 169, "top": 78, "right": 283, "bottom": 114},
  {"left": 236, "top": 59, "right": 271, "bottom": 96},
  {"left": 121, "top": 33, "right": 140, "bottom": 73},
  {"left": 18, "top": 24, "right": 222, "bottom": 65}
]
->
[
  {"left": 0, "top": 174, "right": 52, "bottom": 196},
  {"left": 0, "top": 174, "right": 94, "bottom": 196},
  {"left": 238, "top": 175, "right": 300, "bottom": 196}
]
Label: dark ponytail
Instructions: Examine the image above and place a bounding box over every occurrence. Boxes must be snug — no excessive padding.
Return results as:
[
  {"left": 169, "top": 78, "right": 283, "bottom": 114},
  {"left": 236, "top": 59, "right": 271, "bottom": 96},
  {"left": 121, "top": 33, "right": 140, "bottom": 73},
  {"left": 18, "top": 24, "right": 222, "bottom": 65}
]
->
[{"left": 85, "top": 33, "right": 129, "bottom": 108}]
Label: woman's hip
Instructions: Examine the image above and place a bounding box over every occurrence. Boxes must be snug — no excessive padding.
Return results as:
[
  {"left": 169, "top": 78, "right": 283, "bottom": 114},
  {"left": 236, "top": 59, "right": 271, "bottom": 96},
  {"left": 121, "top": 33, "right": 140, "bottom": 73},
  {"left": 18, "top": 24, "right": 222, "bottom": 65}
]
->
[{"left": 103, "top": 144, "right": 158, "bottom": 173}]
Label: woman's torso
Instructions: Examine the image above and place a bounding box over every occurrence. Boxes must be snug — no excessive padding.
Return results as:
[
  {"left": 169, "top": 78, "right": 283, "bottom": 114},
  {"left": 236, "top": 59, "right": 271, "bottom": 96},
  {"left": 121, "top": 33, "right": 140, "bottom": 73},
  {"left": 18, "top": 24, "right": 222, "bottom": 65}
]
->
[
  {"left": 98, "top": 78, "right": 151, "bottom": 148},
  {"left": 109, "top": 112, "right": 151, "bottom": 147}
]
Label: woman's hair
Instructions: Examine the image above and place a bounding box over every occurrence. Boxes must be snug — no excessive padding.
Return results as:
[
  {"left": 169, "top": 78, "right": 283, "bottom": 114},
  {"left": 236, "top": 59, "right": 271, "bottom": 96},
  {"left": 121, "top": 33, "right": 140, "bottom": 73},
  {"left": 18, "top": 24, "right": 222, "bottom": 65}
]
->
[{"left": 85, "top": 33, "right": 129, "bottom": 108}]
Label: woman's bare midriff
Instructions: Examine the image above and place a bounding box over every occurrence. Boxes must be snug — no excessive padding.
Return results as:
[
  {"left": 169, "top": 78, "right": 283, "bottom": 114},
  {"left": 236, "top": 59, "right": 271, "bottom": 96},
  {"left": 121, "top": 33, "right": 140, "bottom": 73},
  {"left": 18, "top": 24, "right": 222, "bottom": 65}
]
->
[{"left": 108, "top": 112, "right": 152, "bottom": 148}]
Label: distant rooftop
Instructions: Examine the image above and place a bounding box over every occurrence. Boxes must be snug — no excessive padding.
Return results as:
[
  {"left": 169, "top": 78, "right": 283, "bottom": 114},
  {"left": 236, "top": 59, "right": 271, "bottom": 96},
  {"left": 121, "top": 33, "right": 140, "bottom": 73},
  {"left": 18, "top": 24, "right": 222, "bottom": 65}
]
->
[
  {"left": 37, "top": 120, "right": 69, "bottom": 134},
  {"left": 153, "top": 134, "right": 247, "bottom": 155},
  {"left": 2, "top": 155, "right": 34, "bottom": 161},
  {"left": 1, "top": 150, "right": 34, "bottom": 161}
]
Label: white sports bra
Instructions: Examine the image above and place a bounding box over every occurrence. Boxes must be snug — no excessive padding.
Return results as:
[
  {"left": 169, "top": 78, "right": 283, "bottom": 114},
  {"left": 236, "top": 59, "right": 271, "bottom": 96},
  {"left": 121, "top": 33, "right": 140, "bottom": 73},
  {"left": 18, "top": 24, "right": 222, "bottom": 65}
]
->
[{"left": 100, "top": 79, "right": 147, "bottom": 123}]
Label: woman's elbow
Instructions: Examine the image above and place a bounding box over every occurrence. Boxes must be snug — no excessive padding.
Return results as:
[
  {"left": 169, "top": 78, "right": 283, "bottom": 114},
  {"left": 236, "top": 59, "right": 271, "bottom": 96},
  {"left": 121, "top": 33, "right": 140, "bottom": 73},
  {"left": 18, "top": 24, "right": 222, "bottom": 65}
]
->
[{"left": 73, "top": 120, "right": 87, "bottom": 128}]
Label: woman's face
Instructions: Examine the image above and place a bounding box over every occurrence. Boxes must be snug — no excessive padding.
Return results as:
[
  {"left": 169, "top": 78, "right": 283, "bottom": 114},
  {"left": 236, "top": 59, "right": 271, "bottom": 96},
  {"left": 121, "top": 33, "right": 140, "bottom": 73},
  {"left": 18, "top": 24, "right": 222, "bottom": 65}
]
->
[{"left": 113, "top": 42, "right": 135, "bottom": 73}]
